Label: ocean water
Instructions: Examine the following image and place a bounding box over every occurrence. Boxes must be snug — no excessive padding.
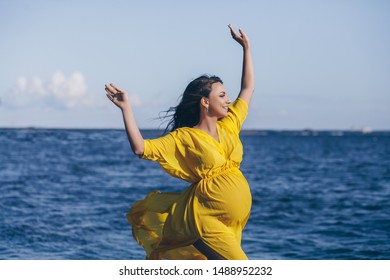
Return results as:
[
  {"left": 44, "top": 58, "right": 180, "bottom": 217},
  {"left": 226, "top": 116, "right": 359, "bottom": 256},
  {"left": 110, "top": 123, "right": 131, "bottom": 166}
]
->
[{"left": 0, "top": 128, "right": 389, "bottom": 260}]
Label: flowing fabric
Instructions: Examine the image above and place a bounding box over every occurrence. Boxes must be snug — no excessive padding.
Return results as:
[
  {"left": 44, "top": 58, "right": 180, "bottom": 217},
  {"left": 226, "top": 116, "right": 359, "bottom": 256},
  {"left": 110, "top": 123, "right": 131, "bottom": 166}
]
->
[{"left": 127, "top": 98, "right": 252, "bottom": 259}]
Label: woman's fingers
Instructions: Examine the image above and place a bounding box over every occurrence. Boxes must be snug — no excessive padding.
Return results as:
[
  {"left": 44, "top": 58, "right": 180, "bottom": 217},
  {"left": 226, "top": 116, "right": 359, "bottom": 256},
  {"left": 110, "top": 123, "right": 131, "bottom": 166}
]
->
[
  {"left": 110, "top": 83, "right": 124, "bottom": 93},
  {"left": 106, "top": 93, "right": 114, "bottom": 102},
  {"left": 105, "top": 84, "right": 120, "bottom": 103},
  {"left": 239, "top": 28, "right": 249, "bottom": 41},
  {"left": 228, "top": 24, "right": 247, "bottom": 45},
  {"left": 105, "top": 84, "right": 115, "bottom": 94},
  {"left": 228, "top": 24, "right": 249, "bottom": 48},
  {"left": 105, "top": 83, "right": 121, "bottom": 94},
  {"left": 105, "top": 87, "right": 116, "bottom": 102},
  {"left": 228, "top": 24, "right": 240, "bottom": 39},
  {"left": 105, "top": 83, "right": 127, "bottom": 105}
]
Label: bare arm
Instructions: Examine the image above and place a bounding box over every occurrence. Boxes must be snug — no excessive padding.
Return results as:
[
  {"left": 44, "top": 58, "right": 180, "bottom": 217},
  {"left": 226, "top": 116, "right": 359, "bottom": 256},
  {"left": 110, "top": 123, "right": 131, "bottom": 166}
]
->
[
  {"left": 228, "top": 24, "right": 255, "bottom": 105},
  {"left": 105, "top": 83, "right": 144, "bottom": 155}
]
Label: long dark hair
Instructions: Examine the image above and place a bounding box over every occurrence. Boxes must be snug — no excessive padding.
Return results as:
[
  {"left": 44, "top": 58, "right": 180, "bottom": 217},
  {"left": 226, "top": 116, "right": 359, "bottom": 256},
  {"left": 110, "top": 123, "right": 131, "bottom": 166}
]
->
[{"left": 160, "top": 75, "right": 223, "bottom": 134}]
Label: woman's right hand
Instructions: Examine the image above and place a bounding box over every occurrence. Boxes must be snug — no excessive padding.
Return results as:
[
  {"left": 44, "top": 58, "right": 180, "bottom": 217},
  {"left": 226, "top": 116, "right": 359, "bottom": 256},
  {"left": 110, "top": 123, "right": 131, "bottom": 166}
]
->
[
  {"left": 105, "top": 83, "right": 130, "bottom": 110},
  {"left": 228, "top": 24, "right": 250, "bottom": 50}
]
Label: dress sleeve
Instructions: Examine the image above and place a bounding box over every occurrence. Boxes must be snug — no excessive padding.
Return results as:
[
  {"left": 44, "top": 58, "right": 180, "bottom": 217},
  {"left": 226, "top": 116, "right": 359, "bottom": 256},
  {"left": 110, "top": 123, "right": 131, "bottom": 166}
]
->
[
  {"left": 220, "top": 97, "right": 249, "bottom": 134},
  {"left": 139, "top": 131, "right": 194, "bottom": 182},
  {"left": 140, "top": 133, "right": 175, "bottom": 161}
]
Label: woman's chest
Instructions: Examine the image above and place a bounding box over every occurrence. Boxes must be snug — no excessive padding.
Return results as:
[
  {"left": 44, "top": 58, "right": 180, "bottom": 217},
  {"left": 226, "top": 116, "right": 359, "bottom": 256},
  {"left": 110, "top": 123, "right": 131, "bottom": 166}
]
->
[{"left": 182, "top": 128, "right": 243, "bottom": 170}]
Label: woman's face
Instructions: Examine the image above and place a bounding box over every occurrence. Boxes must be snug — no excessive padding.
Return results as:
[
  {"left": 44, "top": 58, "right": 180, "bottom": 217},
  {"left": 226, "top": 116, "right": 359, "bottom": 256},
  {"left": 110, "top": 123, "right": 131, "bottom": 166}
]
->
[{"left": 206, "top": 82, "right": 231, "bottom": 118}]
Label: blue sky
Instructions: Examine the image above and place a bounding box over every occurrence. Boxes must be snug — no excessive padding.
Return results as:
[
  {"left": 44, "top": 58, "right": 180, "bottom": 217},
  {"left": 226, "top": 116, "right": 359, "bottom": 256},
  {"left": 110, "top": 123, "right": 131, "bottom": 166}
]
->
[{"left": 1, "top": 0, "right": 389, "bottom": 130}]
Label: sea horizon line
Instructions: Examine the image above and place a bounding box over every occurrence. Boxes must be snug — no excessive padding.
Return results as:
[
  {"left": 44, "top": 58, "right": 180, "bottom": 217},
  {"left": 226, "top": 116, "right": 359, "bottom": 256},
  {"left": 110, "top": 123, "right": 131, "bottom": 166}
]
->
[{"left": 1, "top": 127, "right": 389, "bottom": 136}]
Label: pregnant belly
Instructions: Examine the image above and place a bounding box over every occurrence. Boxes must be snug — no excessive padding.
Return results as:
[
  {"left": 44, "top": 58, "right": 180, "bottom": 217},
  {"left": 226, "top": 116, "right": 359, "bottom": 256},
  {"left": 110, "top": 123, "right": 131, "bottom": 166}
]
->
[{"left": 197, "top": 169, "right": 252, "bottom": 224}]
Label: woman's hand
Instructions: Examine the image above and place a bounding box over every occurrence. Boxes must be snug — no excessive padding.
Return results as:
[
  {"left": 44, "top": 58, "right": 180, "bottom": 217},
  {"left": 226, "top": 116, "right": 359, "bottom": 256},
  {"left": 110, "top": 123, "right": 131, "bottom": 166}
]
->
[
  {"left": 228, "top": 24, "right": 250, "bottom": 49},
  {"left": 105, "top": 83, "right": 130, "bottom": 110}
]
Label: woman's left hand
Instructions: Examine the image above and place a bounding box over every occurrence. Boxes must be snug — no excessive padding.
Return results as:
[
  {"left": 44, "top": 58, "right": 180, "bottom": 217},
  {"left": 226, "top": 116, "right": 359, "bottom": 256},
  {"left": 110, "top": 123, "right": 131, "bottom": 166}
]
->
[
  {"left": 105, "top": 83, "right": 130, "bottom": 110},
  {"left": 228, "top": 24, "right": 250, "bottom": 49}
]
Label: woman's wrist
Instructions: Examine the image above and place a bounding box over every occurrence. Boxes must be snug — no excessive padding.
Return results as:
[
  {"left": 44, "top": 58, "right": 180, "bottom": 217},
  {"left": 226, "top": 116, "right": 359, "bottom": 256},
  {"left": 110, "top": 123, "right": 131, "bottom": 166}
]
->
[
  {"left": 120, "top": 102, "right": 132, "bottom": 112},
  {"left": 243, "top": 44, "right": 250, "bottom": 52}
]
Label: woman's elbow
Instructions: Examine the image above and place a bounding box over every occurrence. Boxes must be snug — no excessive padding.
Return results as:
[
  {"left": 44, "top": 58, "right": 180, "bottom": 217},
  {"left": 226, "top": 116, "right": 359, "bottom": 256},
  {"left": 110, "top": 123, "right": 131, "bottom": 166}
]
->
[
  {"left": 131, "top": 141, "right": 144, "bottom": 156},
  {"left": 133, "top": 148, "right": 144, "bottom": 156}
]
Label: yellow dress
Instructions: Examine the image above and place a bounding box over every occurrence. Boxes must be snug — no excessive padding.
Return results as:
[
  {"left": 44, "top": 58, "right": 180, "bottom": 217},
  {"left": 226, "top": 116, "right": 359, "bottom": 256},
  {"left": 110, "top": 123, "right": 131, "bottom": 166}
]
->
[{"left": 127, "top": 98, "right": 252, "bottom": 260}]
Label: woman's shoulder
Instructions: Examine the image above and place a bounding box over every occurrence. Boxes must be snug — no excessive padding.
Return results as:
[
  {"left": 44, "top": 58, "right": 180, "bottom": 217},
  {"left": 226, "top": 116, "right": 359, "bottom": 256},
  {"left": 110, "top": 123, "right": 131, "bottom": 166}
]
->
[
  {"left": 231, "top": 97, "right": 249, "bottom": 111},
  {"left": 166, "top": 127, "right": 194, "bottom": 139},
  {"left": 174, "top": 127, "right": 195, "bottom": 137},
  {"left": 218, "top": 97, "right": 249, "bottom": 133}
]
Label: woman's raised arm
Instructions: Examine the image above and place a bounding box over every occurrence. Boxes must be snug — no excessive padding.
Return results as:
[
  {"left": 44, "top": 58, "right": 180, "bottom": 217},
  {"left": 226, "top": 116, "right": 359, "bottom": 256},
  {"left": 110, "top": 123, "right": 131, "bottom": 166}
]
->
[
  {"left": 105, "top": 83, "right": 144, "bottom": 155},
  {"left": 228, "top": 24, "right": 255, "bottom": 106}
]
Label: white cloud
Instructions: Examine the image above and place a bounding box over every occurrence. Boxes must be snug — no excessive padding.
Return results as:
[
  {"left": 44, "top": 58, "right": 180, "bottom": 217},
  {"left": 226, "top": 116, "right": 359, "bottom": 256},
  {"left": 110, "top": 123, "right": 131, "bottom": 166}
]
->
[
  {"left": 16, "top": 77, "right": 27, "bottom": 93},
  {"left": 49, "top": 71, "right": 66, "bottom": 97},
  {"left": 48, "top": 71, "right": 87, "bottom": 108},
  {"left": 3, "top": 71, "right": 91, "bottom": 109},
  {"left": 30, "top": 76, "right": 46, "bottom": 96}
]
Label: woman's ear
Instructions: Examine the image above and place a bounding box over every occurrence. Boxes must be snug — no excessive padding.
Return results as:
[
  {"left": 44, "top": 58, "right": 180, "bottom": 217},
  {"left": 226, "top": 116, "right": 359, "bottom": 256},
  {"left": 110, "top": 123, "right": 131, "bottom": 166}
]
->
[{"left": 200, "top": 97, "right": 209, "bottom": 107}]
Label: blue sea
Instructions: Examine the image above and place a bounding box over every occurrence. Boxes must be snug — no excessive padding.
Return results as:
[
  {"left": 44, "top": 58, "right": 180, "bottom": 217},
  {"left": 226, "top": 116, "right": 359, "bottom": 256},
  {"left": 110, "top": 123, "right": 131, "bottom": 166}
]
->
[{"left": 1, "top": 128, "right": 389, "bottom": 260}]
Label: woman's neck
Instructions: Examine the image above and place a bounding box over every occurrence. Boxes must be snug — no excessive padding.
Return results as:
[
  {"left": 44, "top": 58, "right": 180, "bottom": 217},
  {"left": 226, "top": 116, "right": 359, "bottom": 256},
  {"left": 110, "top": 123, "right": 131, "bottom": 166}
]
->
[{"left": 193, "top": 117, "right": 219, "bottom": 142}]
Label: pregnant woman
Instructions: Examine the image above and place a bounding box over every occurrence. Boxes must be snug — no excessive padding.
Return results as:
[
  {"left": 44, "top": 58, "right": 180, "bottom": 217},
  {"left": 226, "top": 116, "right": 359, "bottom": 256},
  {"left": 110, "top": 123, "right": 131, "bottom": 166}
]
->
[{"left": 105, "top": 24, "right": 254, "bottom": 260}]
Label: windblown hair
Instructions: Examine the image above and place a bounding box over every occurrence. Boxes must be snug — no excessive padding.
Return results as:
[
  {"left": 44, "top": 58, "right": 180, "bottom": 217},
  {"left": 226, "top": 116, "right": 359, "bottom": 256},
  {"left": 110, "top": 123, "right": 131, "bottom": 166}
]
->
[{"left": 160, "top": 75, "right": 223, "bottom": 134}]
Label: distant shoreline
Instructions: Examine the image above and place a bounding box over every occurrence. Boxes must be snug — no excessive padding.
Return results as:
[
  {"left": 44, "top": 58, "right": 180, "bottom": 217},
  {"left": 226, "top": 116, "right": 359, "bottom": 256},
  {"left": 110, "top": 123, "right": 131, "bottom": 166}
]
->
[{"left": 1, "top": 127, "right": 389, "bottom": 136}]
